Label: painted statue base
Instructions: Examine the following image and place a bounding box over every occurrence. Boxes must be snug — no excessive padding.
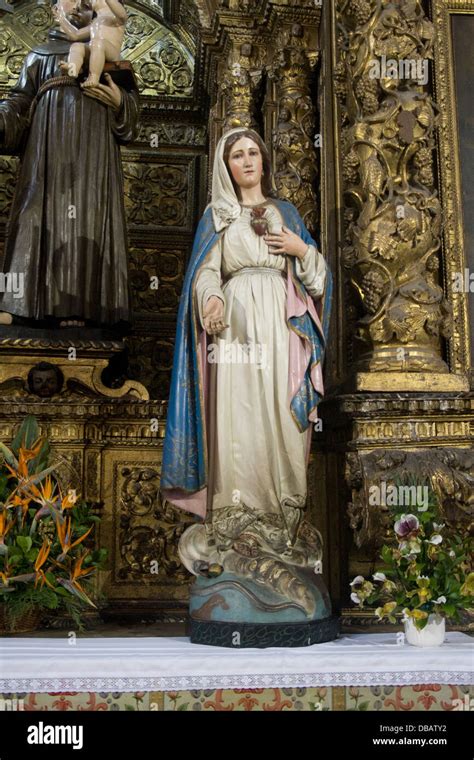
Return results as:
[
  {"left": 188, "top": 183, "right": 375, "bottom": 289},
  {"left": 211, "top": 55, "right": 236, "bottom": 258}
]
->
[
  {"left": 189, "top": 615, "right": 340, "bottom": 648},
  {"left": 179, "top": 503, "right": 338, "bottom": 647},
  {"left": 187, "top": 569, "right": 339, "bottom": 647}
]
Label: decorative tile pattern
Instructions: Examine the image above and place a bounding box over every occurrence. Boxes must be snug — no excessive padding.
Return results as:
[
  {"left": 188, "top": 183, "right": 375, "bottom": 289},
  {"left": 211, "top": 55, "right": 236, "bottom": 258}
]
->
[{"left": 2, "top": 686, "right": 471, "bottom": 711}]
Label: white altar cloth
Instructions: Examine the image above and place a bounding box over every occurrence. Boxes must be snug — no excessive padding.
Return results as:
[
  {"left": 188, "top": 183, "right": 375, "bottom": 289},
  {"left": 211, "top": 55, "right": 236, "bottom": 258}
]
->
[{"left": 0, "top": 633, "right": 472, "bottom": 692}]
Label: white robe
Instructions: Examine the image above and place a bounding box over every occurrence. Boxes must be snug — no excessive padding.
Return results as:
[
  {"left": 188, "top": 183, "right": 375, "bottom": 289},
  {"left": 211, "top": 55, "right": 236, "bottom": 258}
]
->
[{"left": 195, "top": 201, "right": 327, "bottom": 521}]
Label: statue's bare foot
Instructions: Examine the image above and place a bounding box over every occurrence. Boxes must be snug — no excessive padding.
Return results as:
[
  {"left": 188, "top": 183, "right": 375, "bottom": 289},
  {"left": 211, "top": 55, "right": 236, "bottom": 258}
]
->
[
  {"left": 82, "top": 75, "right": 99, "bottom": 88},
  {"left": 0, "top": 312, "right": 12, "bottom": 325},
  {"left": 59, "top": 319, "right": 85, "bottom": 328}
]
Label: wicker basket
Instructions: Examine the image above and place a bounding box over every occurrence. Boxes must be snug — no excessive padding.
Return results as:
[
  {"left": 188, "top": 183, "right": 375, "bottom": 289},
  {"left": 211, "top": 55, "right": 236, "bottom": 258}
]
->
[{"left": 0, "top": 605, "right": 43, "bottom": 634}]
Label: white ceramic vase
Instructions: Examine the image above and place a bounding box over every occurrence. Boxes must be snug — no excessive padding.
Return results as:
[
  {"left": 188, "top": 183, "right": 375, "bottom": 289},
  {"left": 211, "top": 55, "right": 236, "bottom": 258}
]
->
[{"left": 404, "top": 613, "right": 446, "bottom": 647}]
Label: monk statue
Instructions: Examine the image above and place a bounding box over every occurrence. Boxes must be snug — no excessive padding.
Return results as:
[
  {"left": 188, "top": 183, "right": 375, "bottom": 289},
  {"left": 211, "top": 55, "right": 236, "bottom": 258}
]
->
[{"left": 0, "top": 0, "right": 137, "bottom": 328}]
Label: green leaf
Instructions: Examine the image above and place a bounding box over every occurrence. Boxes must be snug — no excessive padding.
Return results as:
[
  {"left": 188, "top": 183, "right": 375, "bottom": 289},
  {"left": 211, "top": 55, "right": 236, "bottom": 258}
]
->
[
  {"left": 11, "top": 415, "right": 40, "bottom": 454},
  {"left": 0, "top": 442, "right": 18, "bottom": 469},
  {"left": 55, "top": 586, "right": 71, "bottom": 597},
  {"left": 16, "top": 536, "right": 32, "bottom": 554}
]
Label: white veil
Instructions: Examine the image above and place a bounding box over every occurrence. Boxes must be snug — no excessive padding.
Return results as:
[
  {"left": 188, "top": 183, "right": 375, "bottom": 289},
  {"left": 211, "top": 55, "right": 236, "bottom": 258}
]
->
[{"left": 209, "top": 127, "right": 261, "bottom": 233}]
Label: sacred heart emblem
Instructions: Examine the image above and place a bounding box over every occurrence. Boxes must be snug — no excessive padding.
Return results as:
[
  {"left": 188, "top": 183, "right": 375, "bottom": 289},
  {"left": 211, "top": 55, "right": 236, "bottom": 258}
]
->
[{"left": 250, "top": 206, "right": 269, "bottom": 237}]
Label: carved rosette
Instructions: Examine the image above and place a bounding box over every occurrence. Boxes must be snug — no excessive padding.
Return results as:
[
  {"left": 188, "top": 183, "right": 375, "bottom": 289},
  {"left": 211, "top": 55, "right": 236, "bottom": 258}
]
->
[
  {"left": 336, "top": 0, "right": 453, "bottom": 375},
  {"left": 269, "top": 23, "right": 319, "bottom": 233}
]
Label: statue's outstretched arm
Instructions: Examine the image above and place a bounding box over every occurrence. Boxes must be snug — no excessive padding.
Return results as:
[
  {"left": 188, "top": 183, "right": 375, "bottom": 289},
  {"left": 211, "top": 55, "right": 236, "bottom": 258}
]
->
[
  {"left": 105, "top": 0, "right": 127, "bottom": 23},
  {"left": 52, "top": 6, "right": 91, "bottom": 42}
]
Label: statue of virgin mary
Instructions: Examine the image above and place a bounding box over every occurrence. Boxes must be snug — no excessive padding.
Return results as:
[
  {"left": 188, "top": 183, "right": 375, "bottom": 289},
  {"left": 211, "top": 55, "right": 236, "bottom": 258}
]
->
[{"left": 160, "top": 127, "right": 338, "bottom": 647}]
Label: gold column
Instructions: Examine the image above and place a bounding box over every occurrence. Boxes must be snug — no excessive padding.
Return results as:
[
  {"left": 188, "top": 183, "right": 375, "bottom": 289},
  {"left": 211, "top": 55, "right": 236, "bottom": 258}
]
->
[
  {"left": 269, "top": 22, "right": 320, "bottom": 234},
  {"left": 207, "top": 37, "right": 265, "bottom": 180},
  {"left": 220, "top": 43, "right": 262, "bottom": 131},
  {"left": 335, "top": 0, "right": 468, "bottom": 391}
]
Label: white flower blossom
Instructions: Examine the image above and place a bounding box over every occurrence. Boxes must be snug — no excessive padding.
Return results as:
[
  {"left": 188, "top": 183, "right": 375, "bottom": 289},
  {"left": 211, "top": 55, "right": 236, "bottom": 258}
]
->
[{"left": 426, "top": 534, "right": 442, "bottom": 545}]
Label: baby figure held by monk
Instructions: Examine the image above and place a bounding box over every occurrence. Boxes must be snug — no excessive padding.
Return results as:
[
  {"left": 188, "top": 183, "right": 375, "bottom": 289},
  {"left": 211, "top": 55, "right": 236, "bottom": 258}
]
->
[{"left": 54, "top": 0, "right": 127, "bottom": 88}]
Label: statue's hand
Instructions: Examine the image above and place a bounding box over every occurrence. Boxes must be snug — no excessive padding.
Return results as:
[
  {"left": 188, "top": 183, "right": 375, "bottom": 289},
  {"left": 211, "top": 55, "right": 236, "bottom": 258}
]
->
[
  {"left": 203, "top": 295, "right": 228, "bottom": 336},
  {"left": 82, "top": 73, "right": 123, "bottom": 112},
  {"left": 53, "top": 8, "right": 77, "bottom": 40},
  {"left": 264, "top": 226, "right": 309, "bottom": 260}
]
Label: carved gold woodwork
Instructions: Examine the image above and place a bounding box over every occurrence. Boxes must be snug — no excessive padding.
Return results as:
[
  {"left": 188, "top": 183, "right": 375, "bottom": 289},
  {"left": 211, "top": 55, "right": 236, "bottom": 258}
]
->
[
  {"left": 126, "top": 334, "right": 175, "bottom": 399},
  {"left": 205, "top": 1, "right": 322, "bottom": 225},
  {"left": 128, "top": 247, "right": 184, "bottom": 314},
  {"left": 335, "top": 0, "right": 469, "bottom": 391},
  {"left": 98, "top": 433, "right": 192, "bottom": 615},
  {"left": 345, "top": 447, "right": 473, "bottom": 552},
  {"left": 431, "top": 0, "right": 473, "bottom": 386},
  {"left": 123, "top": 156, "right": 193, "bottom": 233},
  {"left": 0, "top": 337, "right": 149, "bottom": 400},
  {"left": 269, "top": 22, "right": 320, "bottom": 233},
  {"left": 218, "top": 43, "right": 262, "bottom": 131},
  {"left": 102, "top": 452, "right": 193, "bottom": 602}
]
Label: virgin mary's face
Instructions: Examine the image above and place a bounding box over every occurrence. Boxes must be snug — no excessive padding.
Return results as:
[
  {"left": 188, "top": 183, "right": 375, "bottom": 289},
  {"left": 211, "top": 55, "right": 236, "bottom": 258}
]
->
[{"left": 227, "top": 137, "right": 263, "bottom": 192}]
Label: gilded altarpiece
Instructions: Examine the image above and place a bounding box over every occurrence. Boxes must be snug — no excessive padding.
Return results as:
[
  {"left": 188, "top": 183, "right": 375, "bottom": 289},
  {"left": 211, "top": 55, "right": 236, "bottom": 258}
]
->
[{"left": 0, "top": 0, "right": 471, "bottom": 628}]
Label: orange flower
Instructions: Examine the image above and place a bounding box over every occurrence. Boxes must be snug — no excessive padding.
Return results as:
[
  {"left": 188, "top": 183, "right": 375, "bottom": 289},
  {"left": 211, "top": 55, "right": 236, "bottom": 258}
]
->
[
  {"left": 71, "top": 553, "right": 95, "bottom": 583},
  {"left": 5, "top": 491, "right": 32, "bottom": 526},
  {"left": 57, "top": 552, "right": 97, "bottom": 607},
  {"left": 5, "top": 439, "right": 44, "bottom": 482},
  {"left": 28, "top": 474, "right": 57, "bottom": 504},
  {"left": 55, "top": 517, "right": 93, "bottom": 558},
  {"left": 61, "top": 489, "right": 79, "bottom": 511},
  {"left": 0, "top": 508, "right": 15, "bottom": 541},
  {"left": 34, "top": 539, "right": 51, "bottom": 571},
  {"left": 0, "top": 569, "right": 10, "bottom": 586},
  {"left": 33, "top": 539, "right": 55, "bottom": 590}
]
